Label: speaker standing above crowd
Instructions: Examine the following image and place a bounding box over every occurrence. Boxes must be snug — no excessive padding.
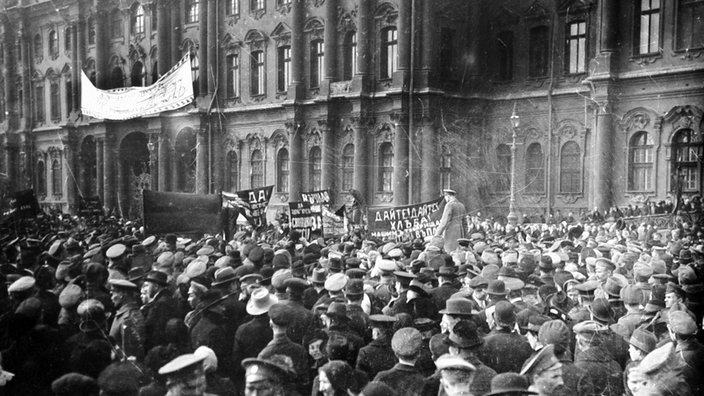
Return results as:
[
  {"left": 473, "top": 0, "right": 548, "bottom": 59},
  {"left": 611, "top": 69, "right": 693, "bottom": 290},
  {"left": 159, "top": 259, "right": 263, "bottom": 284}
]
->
[{"left": 0, "top": 195, "right": 703, "bottom": 396}]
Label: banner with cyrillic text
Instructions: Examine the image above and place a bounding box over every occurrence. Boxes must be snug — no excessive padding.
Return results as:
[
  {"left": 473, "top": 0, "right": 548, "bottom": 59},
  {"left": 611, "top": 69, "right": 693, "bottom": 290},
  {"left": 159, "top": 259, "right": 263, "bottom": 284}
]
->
[
  {"left": 289, "top": 201, "right": 324, "bottom": 240},
  {"left": 222, "top": 186, "right": 274, "bottom": 230},
  {"left": 367, "top": 198, "right": 443, "bottom": 241},
  {"left": 81, "top": 53, "right": 193, "bottom": 120}
]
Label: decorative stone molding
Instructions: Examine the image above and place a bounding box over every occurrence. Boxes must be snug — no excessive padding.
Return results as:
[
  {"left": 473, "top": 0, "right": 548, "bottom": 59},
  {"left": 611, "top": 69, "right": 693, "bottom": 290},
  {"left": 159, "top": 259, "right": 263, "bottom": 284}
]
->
[
  {"left": 271, "top": 130, "right": 288, "bottom": 149},
  {"left": 244, "top": 30, "right": 268, "bottom": 51},
  {"left": 275, "top": 192, "right": 289, "bottom": 202},
  {"left": 374, "top": 2, "right": 398, "bottom": 26},
  {"left": 629, "top": 52, "right": 662, "bottom": 66},
  {"left": 558, "top": 194, "right": 582, "bottom": 204},
  {"left": 276, "top": 0, "right": 292, "bottom": 15},
  {"left": 375, "top": 192, "right": 393, "bottom": 203},
  {"left": 331, "top": 81, "right": 351, "bottom": 94},
  {"left": 672, "top": 48, "right": 704, "bottom": 61},
  {"left": 664, "top": 105, "right": 703, "bottom": 142},
  {"left": 337, "top": 5, "right": 358, "bottom": 32},
  {"left": 271, "top": 23, "right": 292, "bottom": 46},
  {"left": 304, "top": 18, "right": 325, "bottom": 41}
]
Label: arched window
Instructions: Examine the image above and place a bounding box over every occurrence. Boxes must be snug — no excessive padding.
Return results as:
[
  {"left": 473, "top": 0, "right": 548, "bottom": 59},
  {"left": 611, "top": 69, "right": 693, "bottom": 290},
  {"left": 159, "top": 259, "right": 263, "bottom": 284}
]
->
[
  {"left": 559, "top": 141, "right": 581, "bottom": 193},
  {"left": 496, "top": 144, "right": 511, "bottom": 192},
  {"left": 132, "top": 4, "right": 145, "bottom": 35},
  {"left": 378, "top": 142, "right": 393, "bottom": 192},
  {"left": 111, "top": 9, "right": 123, "bottom": 39},
  {"left": 341, "top": 143, "right": 354, "bottom": 191},
  {"left": 50, "top": 82, "right": 60, "bottom": 121},
  {"left": 52, "top": 159, "right": 62, "bottom": 195},
  {"left": 36, "top": 161, "right": 46, "bottom": 196},
  {"left": 49, "top": 30, "right": 58, "bottom": 57},
  {"left": 440, "top": 149, "right": 452, "bottom": 190},
  {"left": 109, "top": 67, "right": 125, "bottom": 89},
  {"left": 132, "top": 62, "right": 146, "bottom": 86},
  {"left": 64, "top": 27, "right": 72, "bottom": 52},
  {"left": 380, "top": 27, "right": 398, "bottom": 79},
  {"left": 34, "top": 85, "right": 45, "bottom": 125},
  {"left": 628, "top": 132, "right": 653, "bottom": 191},
  {"left": 34, "top": 33, "right": 43, "bottom": 59},
  {"left": 250, "top": 50, "right": 265, "bottom": 96},
  {"left": 525, "top": 143, "right": 545, "bottom": 193},
  {"left": 309, "top": 146, "right": 322, "bottom": 190},
  {"left": 343, "top": 31, "right": 357, "bottom": 80},
  {"left": 226, "top": 151, "right": 239, "bottom": 192},
  {"left": 227, "top": 54, "right": 241, "bottom": 97},
  {"left": 672, "top": 129, "right": 702, "bottom": 192},
  {"left": 250, "top": 149, "right": 263, "bottom": 188},
  {"left": 277, "top": 46, "right": 291, "bottom": 92},
  {"left": 277, "top": 149, "right": 289, "bottom": 192}
]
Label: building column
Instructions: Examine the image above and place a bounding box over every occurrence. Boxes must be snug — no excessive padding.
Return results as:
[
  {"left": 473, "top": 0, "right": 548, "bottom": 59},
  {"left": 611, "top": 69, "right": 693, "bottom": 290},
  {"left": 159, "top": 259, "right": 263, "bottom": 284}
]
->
[
  {"left": 352, "top": 0, "right": 370, "bottom": 92},
  {"left": 170, "top": 1, "right": 181, "bottom": 67},
  {"left": 288, "top": 0, "right": 304, "bottom": 99},
  {"left": 352, "top": 121, "right": 368, "bottom": 202},
  {"left": 158, "top": 134, "right": 170, "bottom": 191},
  {"left": 196, "top": 123, "right": 208, "bottom": 194},
  {"left": 2, "top": 22, "right": 16, "bottom": 129},
  {"left": 393, "top": 0, "right": 411, "bottom": 88},
  {"left": 116, "top": 156, "right": 126, "bottom": 217},
  {"left": 321, "top": 120, "right": 335, "bottom": 192},
  {"left": 94, "top": 2, "right": 108, "bottom": 89},
  {"left": 465, "top": 0, "right": 481, "bottom": 87},
  {"left": 70, "top": 22, "right": 79, "bottom": 114},
  {"left": 170, "top": 143, "right": 179, "bottom": 191},
  {"left": 207, "top": 0, "right": 217, "bottom": 95},
  {"left": 148, "top": 133, "right": 158, "bottom": 191},
  {"left": 421, "top": 117, "right": 438, "bottom": 201},
  {"left": 65, "top": 135, "right": 79, "bottom": 213},
  {"left": 76, "top": 17, "right": 86, "bottom": 110},
  {"left": 19, "top": 21, "right": 31, "bottom": 128},
  {"left": 594, "top": 107, "right": 614, "bottom": 212},
  {"left": 211, "top": 131, "right": 224, "bottom": 193},
  {"left": 418, "top": 0, "right": 434, "bottom": 88},
  {"left": 288, "top": 122, "right": 304, "bottom": 201},
  {"left": 157, "top": 0, "right": 171, "bottom": 76},
  {"left": 320, "top": 0, "right": 337, "bottom": 96},
  {"left": 197, "top": 0, "right": 207, "bottom": 96},
  {"left": 103, "top": 134, "right": 116, "bottom": 213},
  {"left": 393, "top": 116, "right": 409, "bottom": 206},
  {"left": 96, "top": 138, "right": 104, "bottom": 203},
  {"left": 19, "top": 133, "right": 32, "bottom": 189}
]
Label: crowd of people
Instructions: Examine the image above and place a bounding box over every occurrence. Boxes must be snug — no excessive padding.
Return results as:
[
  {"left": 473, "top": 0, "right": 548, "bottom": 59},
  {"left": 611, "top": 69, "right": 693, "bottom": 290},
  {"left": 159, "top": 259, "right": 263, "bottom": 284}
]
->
[{"left": 0, "top": 190, "right": 703, "bottom": 396}]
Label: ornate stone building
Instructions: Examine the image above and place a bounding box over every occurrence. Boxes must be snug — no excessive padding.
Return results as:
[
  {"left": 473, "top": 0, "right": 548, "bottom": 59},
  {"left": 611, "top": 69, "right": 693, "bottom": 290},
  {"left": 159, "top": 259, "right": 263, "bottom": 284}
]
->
[{"left": 0, "top": 0, "right": 702, "bottom": 220}]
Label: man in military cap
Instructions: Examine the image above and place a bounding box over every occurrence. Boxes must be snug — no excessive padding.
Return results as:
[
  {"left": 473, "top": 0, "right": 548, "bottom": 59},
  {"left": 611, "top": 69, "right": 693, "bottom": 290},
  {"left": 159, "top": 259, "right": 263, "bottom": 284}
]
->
[
  {"left": 140, "top": 270, "right": 180, "bottom": 351},
  {"left": 258, "top": 302, "right": 309, "bottom": 394},
  {"left": 373, "top": 259, "right": 398, "bottom": 307},
  {"left": 538, "top": 320, "right": 594, "bottom": 396},
  {"left": 572, "top": 320, "right": 623, "bottom": 396},
  {"left": 108, "top": 278, "right": 146, "bottom": 361},
  {"left": 158, "top": 353, "right": 208, "bottom": 395},
  {"left": 382, "top": 270, "right": 415, "bottom": 316},
  {"left": 520, "top": 345, "right": 564, "bottom": 396},
  {"left": 434, "top": 354, "right": 477, "bottom": 396},
  {"left": 242, "top": 355, "right": 297, "bottom": 396},
  {"left": 280, "top": 277, "right": 314, "bottom": 344},
  {"left": 667, "top": 309, "right": 704, "bottom": 393},
  {"left": 355, "top": 314, "right": 398, "bottom": 379},
  {"left": 434, "top": 189, "right": 467, "bottom": 253},
  {"left": 373, "top": 327, "right": 425, "bottom": 395},
  {"left": 568, "top": 281, "right": 597, "bottom": 322},
  {"left": 616, "top": 284, "right": 644, "bottom": 339},
  {"left": 105, "top": 243, "right": 129, "bottom": 278}
]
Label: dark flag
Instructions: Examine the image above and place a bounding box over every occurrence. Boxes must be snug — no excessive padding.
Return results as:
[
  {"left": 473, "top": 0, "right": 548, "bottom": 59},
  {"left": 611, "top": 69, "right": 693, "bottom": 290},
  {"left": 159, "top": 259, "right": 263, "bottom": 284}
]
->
[
  {"left": 142, "top": 190, "right": 222, "bottom": 234},
  {"left": 1, "top": 189, "right": 41, "bottom": 223}
]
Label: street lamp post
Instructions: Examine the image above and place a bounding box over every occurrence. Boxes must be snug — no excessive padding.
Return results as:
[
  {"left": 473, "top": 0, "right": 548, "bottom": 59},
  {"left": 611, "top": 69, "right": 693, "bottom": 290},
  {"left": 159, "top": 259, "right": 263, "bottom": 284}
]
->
[{"left": 507, "top": 104, "right": 520, "bottom": 226}]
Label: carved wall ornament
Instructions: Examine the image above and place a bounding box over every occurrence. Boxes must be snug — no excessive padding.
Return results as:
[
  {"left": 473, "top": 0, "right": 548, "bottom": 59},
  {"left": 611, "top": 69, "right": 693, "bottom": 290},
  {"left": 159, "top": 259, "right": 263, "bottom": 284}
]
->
[
  {"left": 271, "top": 130, "right": 288, "bottom": 149},
  {"left": 672, "top": 48, "right": 704, "bottom": 61},
  {"left": 629, "top": 52, "right": 662, "bottom": 66},
  {"left": 524, "top": 0, "right": 550, "bottom": 20},
  {"left": 304, "top": 18, "right": 325, "bottom": 41},
  {"left": 271, "top": 23, "right": 292, "bottom": 46},
  {"left": 558, "top": 194, "right": 582, "bottom": 204},
  {"left": 337, "top": 5, "right": 358, "bottom": 32},
  {"left": 375, "top": 192, "right": 393, "bottom": 203},
  {"left": 374, "top": 2, "right": 398, "bottom": 25},
  {"left": 245, "top": 30, "right": 268, "bottom": 51}
]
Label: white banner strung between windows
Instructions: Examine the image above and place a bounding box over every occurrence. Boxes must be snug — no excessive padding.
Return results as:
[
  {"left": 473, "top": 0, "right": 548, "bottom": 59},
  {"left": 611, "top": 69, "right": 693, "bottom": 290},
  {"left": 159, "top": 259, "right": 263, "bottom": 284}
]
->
[{"left": 81, "top": 53, "right": 193, "bottom": 120}]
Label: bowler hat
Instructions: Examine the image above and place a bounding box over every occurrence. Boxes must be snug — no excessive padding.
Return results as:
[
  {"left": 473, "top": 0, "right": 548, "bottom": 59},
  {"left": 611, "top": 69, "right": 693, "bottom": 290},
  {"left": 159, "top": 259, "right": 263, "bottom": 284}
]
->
[
  {"left": 144, "top": 270, "right": 169, "bottom": 287},
  {"left": 445, "top": 320, "right": 483, "bottom": 349},
  {"left": 344, "top": 278, "right": 365, "bottom": 296},
  {"left": 486, "top": 280, "right": 509, "bottom": 296},
  {"left": 588, "top": 298, "right": 614, "bottom": 323},
  {"left": 485, "top": 373, "right": 537, "bottom": 396},
  {"left": 212, "top": 267, "right": 238, "bottom": 287},
  {"left": 310, "top": 268, "right": 327, "bottom": 284},
  {"left": 439, "top": 298, "right": 474, "bottom": 316}
]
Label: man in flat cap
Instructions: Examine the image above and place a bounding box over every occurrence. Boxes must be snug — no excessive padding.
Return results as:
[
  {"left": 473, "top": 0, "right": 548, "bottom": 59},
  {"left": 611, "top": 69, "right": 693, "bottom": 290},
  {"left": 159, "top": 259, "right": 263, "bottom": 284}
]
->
[
  {"left": 572, "top": 320, "right": 623, "bottom": 396},
  {"left": 140, "top": 270, "right": 180, "bottom": 351},
  {"left": 158, "top": 353, "right": 207, "bottom": 396},
  {"left": 616, "top": 284, "right": 645, "bottom": 339},
  {"left": 356, "top": 314, "right": 398, "bottom": 379},
  {"left": 434, "top": 189, "right": 467, "bottom": 254},
  {"left": 373, "top": 327, "right": 425, "bottom": 396},
  {"left": 434, "top": 354, "right": 477, "bottom": 396},
  {"left": 258, "top": 302, "right": 309, "bottom": 394},
  {"left": 108, "top": 278, "right": 146, "bottom": 361},
  {"left": 520, "top": 345, "right": 563, "bottom": 396},
  {"left": 667, "top": 309, "right": 704, "bottom": 393}
]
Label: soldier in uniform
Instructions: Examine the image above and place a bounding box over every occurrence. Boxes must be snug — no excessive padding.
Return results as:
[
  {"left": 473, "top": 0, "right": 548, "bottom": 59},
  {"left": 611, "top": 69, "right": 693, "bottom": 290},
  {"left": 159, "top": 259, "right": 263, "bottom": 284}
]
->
[
  {"left": 158, "top": 353, "right": 208, "bottom": 396},
  {"left": 355, "top": 314, "right": 398, "bottom": 379},
  {"left": 108, "top": 278, "right": 146, "bottom": 361},
  {"left": 616, "top": 284, "right": 645, "bottom": 339},
  {"left": 434, "top": 354, "right": 477, "bottom": 396},
  {"left": 242, "top": 355, "right": 298, "bottom": 396},
  {"left": 573, "top": 320, "right": 623, "bottom": 396},
  {"left": 520, "top": 344, "right": 564, "bottom": 396}
]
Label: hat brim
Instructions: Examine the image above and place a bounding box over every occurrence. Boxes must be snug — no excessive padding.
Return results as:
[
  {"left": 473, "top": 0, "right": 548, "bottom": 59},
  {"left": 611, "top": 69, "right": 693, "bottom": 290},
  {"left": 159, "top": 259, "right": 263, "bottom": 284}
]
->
[
  {"left": 212, "top": 276, "right": 238, "bottom": 287},
  {"left": 484, "top": 389, "right": 538, "bottom": 396}
]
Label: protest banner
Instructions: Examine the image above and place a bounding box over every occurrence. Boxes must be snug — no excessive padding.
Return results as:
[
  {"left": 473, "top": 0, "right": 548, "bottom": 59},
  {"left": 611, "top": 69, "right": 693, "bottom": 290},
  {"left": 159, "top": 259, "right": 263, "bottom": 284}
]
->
[
  {"left": 1, "top": 189, "right": 41, "bottom": 223},
  {"left": 78, "top": 196, "right": 104, "bottom": 217},
  {"left": 367, "top": 198, "right": 443, "bottom": 241},
  {"left": 288, "top": 201, "right": 324, "bottom": 240},
  {"left": 143, "top": 190, "right": 222, "bottom": 234},
  {"left": 300, "top": 189, "right": 330, "bottom": 236},
  {"left": 81, "top": 53, "right": 193, "bottom": 120},
  {"left": 222, "top": 185, "right": 274, "bottom": 229}
]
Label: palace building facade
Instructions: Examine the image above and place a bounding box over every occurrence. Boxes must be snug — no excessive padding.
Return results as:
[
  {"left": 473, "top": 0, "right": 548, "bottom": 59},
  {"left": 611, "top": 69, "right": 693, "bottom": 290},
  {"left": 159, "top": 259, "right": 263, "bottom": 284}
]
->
[{"left": 0, "top": 0, "right": 702, "bottom": 220}]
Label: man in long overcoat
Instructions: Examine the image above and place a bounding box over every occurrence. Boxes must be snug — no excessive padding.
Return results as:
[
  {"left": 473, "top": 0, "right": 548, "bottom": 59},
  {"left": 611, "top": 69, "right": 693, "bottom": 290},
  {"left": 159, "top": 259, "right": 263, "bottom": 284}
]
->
[{"left": 434, "top": 189, "right": 466, "bottom": 253}]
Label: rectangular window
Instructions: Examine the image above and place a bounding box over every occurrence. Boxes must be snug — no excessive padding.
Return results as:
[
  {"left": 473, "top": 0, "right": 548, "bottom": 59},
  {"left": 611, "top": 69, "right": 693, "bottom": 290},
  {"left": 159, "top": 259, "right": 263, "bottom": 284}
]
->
[
  {"left": 566, "top": 21, "right": 586, "bottom": 74},
  {"left": 227, "top": 54, "right": 240, "bottom": 98},
  {"left": 310, "top": 40, "right": 324, "bottom": 88},
  {"left": 343, "top": 32, "right": 357, "bottom": 80},
  {"left": 676, "top": 0, "right": 704, "bottom": 50},
  {"left": 186, "top": 0, "right": 200, "bottom": 24},
  {"left": 380, "top": 28, "right": 397, "bottom": 79},
  {"left": 50, "top": 82, "right": 60, "bottom": 121},
  {"left": 34, "top": 85, "right": 45, "bottom": 124},
  {"left": 529, "top": 26, "right": 549, "bottom": 77},
  {"left": 111, "top": 12, "right": 122, "bottom": 39},
  {"left": 65, "top": 80, "right": 73, "bottom": 117},
  {"left": 251, "top": 0, "right": 264, "bottom": 11},
  {"left": 342, "top": 145, "right": 354, "bottom": 191},
  {"left": 497, "top": 31, "right": 514, "bottom": 81},
  {"left": 278, "top": 46, "right": 291, "bottom": 92},
  {"left": 251, "top": 50, "right": 265, "bottom": 96},
  {"left": 636, "top": 0, "right": 661, "bottom": 54},
  {"left": 227, "top": 0, "right": 240, "bottom": 15}
]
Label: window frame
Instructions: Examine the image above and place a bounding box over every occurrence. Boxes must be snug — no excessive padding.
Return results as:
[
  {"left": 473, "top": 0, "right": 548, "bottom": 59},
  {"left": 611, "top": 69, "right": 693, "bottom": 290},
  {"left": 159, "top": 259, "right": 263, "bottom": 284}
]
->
[
  {"left": 277, "top": 45, "right": 291, "bottom": 93},
  {"left": 34, "top": 84, "right": 45, "bottom": 125},
  {"left": 378, "top": 142, "right": 394, "bottom": 192},
  {"left": 250, "top": 149, "right": 264, "bottom": 189},
  {"left": 251, "top": 0, "right": 265, "bottom": 12},
  {"left": 186, "top": 0, "right": 200, "bottom": 24},
  {"left": 528, "top": 25, "right": 550, "bottom": 78},
  {"left": 380, "top": 27, "right": 398, "bottom": 80},
  {"left": 525, "top": 142, "right": 545, "bottom": 193},
  {"left": 309, "top": 146, "right": 322, "bottom": 191},
  {"left": 33, "top": 33, "right": 43, "bottom": 60},
  {"left": 674, "top": 0, "right": 704, "bottom": 51},
  {"left": 277, "top": 148, "right": 289, "bottom": 193},
  {"left": 250, "top": 50, "right": 266, "bottom": 96},
  {"left": 634, "top": 0, "right": 663, "bottom": 56},
  {"left": 226, "top": 151, "right": 239, "bottom": 192},
  {"left": 672, "top": 129, "right": 702, "bottom": 193},
  {"left": 132, "top": 4, "right": 146, "bottom": 35},
  {"left": 226, "top": 53, "right": 241, "bottom": 98},
  {"left": 341, "top": 143, "right": 354, "bottom": 191},
  {"left": 628, "top": 131, "right": 654, "bottom": 192},
  {"left": 36, "top": 160, "right": 47, "bottom": 197},
  {"left": 342, "top": 31, "right": 358, "bottom": 80},
  {"left": 559, "top": 141, "right": 582, "bottom": 194},
  {"left": 50, "top": 81, "right": 60, "bottom": 122},
  {"left": 565, "top": 20, "right": 587, "bottom": 75},
  {"left": 496, "top": 31, "right": 514, "bottom": 81},
  {"left": 52, "top": 158, "right": 62, "bottom": 196},
  {"left": 48, "top": 30, "right": 58, "bottom": 58},
  {"left": 310, "top": 39, "right": 324, "bottom": 88},
  {"left": 110, "top": 8, "right": 123, "bottom": 39},
  {"left": 227, "top": 0, "right": 240, "bottom": 16}
]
